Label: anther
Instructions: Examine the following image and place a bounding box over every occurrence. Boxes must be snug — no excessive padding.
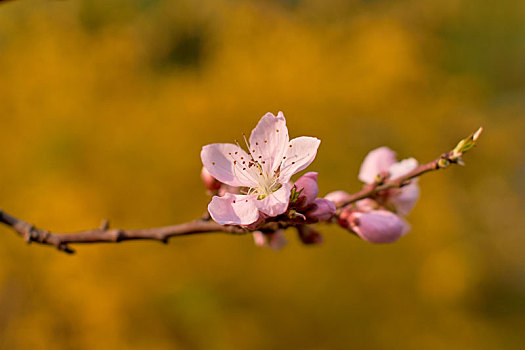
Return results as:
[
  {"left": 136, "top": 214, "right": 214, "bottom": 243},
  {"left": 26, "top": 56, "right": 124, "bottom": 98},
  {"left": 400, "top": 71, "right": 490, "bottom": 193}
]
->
[
  {"left": 212, "top": 162, "right": 215, "bottom": 165},
  {"left": 289, "top": 145, "right": 292, "bottom": 148},
  {"left": 276, "top": 129, "right": 279, "bottom": 132},
  {"left": 264, "top": 140, "right": 267, "bottom": 143}
]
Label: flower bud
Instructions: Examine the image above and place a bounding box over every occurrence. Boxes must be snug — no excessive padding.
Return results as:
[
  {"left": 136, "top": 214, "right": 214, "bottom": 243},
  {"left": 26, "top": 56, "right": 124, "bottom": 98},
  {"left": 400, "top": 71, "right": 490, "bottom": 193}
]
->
[
  {"left": 201, "top": 167, "right": 221, "bottom": 191},
  {"left": 294, "top": 172, "right": 319, "bottom": 210},
  {"left": 347, "top": 210, "right": 407, "bottom": 244},
  {"left": 306, "top": 198, "right": 336, "bottom": 222},
  {"left": 297, "top": 225, "right": 323, "bottom": 245},
  {"left": 324, "top": 190, "right": 351, "bottom": 207},
  {"left": 253, "top": 230, "right": 287, "bottom": 250}
]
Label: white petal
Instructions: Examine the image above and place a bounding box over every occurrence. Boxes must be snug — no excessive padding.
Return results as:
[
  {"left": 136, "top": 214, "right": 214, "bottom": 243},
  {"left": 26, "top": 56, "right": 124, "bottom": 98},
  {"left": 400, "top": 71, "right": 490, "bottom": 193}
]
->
[
  {"left": 389, "top": 182, "right": 420, "bottom": 216},
  {"left": 255, "top": 183, "right": 292, "bottom": 217},
  {"left": 388, "top": 157, "right": 418, "bottom": 179},
  {"left": 249, "top": 111, "right": 289, "bottom": 175},
  {"left": 208, "top": 193, "right": 259, "bottom": 225},
  {"left": 279, "top": 136, "right": 321, "bottom": 183},
  {"left": 201, "top": 143, "right": 258, "bottom": 187},
  {"left": 358, "top": 147, "right": 397, "bottom": 184}
]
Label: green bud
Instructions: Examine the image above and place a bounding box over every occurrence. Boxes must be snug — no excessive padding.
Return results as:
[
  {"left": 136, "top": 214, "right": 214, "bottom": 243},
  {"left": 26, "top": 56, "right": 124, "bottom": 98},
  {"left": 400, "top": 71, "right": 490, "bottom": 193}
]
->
[
  {"left": 438, "top": 158, "right": 450, "bottom": 168},
  {"left": 451, "top": 127, "right": 483, "bottom": 160}
]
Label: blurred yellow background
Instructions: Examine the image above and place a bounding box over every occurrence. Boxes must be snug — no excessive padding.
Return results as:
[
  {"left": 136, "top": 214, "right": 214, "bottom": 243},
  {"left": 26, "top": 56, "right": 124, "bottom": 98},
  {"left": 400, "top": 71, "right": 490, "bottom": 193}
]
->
[{"left": 0, "top": 0, "right": 524, "bottom": 349}]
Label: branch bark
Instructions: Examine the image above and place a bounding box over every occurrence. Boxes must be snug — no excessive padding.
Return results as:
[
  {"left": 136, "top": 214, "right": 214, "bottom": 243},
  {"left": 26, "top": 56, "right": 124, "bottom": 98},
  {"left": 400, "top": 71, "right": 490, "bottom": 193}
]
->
[{"left": 0, "top": 211, "right": 247, "bottom": 254}]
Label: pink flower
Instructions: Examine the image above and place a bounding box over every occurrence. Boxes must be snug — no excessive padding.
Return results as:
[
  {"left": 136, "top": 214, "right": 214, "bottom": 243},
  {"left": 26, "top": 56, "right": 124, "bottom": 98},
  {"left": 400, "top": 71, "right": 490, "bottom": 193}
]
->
[
  {"left": 339, "top": 209, "right": 410, "bottom": 244},
  {"left": 201, "top": 112, "right": 321, "bottom": 225},
  {"left": 305, "top": 198, "right": 336, "bottom": 222},
  {"left": 253, "top": 230, "right": 288, "bottom": 250},
  {"left": 294, "top": 172, "right": 319, "bottom": 210},
  {"left": 359, "top": 147, "right": 420, "bottom": 216},
  {"left": 201, "top": 167, "right": 222, "bottom": 191}
]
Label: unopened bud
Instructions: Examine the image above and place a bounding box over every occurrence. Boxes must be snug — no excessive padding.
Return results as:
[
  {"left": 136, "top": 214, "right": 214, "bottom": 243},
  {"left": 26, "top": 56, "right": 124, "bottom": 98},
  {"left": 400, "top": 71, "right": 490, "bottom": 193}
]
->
[
  {"left": 294, "top": 172, "right": 319, "bottom": 210},
  {"left": 297, "top": 225, "right": 323, "bottom": 245},
  {"left": 451, "top": 127, "right": 483, "bottom": 160},
  {"left": 201, "top": 167, "right": 222, "bottom": 191},
  {"left": 253, "top": 230, "right": 287, "bottom": 250},
  {"left": 306, "top": 198, "right": 336, "bottom": 222},
  {"left": 347, "top": 210, "right": 407, "bottom": 244}
]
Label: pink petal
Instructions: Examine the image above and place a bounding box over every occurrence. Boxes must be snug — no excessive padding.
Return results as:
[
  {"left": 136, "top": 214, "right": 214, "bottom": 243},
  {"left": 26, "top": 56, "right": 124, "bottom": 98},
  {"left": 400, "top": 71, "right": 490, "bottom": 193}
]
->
[
  {"left": 208, "top": 193, "right": 259, "bottom": 225},
  {"left": 358, "top": 147, "right": 397, "bottom": 184},
  {"left": 389, "top": 182, "right": 420, "bottom": 216},
  {"left": 255, "top": 183, "right": 292, "bottom": 217},
  {"left": 294, "top": 172, "right": 319, "bottom": 209},
  {"left": 352, "top": 210, "right": 405, "bottom": 244},
  {"left": 279, "top": 136, "right": 321, "bottom": 183},
  {"left": 388, "top": 157, "right": 418, "bottom": 179},
  {"left": 324, "top": 190, "right": 351, "bottom": 207},
  {"left": 253, "top": 231, "right": 267, "bottom": 247},
  {"left": 249, "top": 112, "right": 289, "bottom": 175},
  {"left": 201, "top": 143, "right": 258, "bottom": 187},
  {"left": 201, "top": 167, "right": 222, "bottom": 191}
]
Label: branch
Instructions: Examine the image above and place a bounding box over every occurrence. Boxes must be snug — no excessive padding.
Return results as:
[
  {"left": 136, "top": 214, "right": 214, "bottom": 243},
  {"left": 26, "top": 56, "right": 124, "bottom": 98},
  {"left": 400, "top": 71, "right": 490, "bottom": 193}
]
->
[
  {"left": 0, "top": 210, "right": 248, "bottom": 254},
  {"left": 338, "top": 127, "right": 483, "bottom": 208},
  {"left": 0, "top": 127, "right": 482, "bottom": 254}
]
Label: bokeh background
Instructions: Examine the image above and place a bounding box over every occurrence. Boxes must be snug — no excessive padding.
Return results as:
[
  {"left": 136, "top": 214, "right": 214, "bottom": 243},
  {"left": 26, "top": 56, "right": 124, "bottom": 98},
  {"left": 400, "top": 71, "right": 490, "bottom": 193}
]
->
[{"left": 0, "top": 0, "right": 524, "bottom": 349}]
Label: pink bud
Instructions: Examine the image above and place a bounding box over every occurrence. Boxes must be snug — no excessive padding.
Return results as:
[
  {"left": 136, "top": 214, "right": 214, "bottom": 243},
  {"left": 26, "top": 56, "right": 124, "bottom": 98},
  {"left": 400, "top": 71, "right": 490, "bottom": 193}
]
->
[
  {"left": 306, "top": 198, "right": 336, "bottom": 222},
  {"left": 294, "top": 172, "right": 319, "bottom": 210},
  {"left": 324, "top": 190, "right": 351, "bottom": 207},
  {"left": 297, "top": 225, "right": 323, "bottom": 245},
  {"left": 201, "top": 167, "right": 221, "bottom": 191},
  {"left": 349, "top": 210, "right": 406, "bottom": 244},
  {"left": 253, "top": 230, "right": 287, "bottom": 250}
]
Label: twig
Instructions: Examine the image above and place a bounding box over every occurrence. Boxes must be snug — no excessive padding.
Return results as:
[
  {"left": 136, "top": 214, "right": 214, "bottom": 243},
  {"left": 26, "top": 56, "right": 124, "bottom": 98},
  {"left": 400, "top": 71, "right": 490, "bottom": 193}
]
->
[{"left": 0, "top": 210, "right": 248, "bottom": 254}]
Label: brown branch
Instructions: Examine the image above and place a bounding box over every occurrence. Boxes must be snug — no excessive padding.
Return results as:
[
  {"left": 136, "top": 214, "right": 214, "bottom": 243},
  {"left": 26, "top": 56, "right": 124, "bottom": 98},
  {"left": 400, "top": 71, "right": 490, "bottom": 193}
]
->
[
  {"left": 0, "top": 210, "right": 248, "bottom": 254},
  {"left": 337, "top": 131, "right": 481, "bottom": 208},
  {"left": 0, "top": 128, "right": 481, "bottom": 254}
]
